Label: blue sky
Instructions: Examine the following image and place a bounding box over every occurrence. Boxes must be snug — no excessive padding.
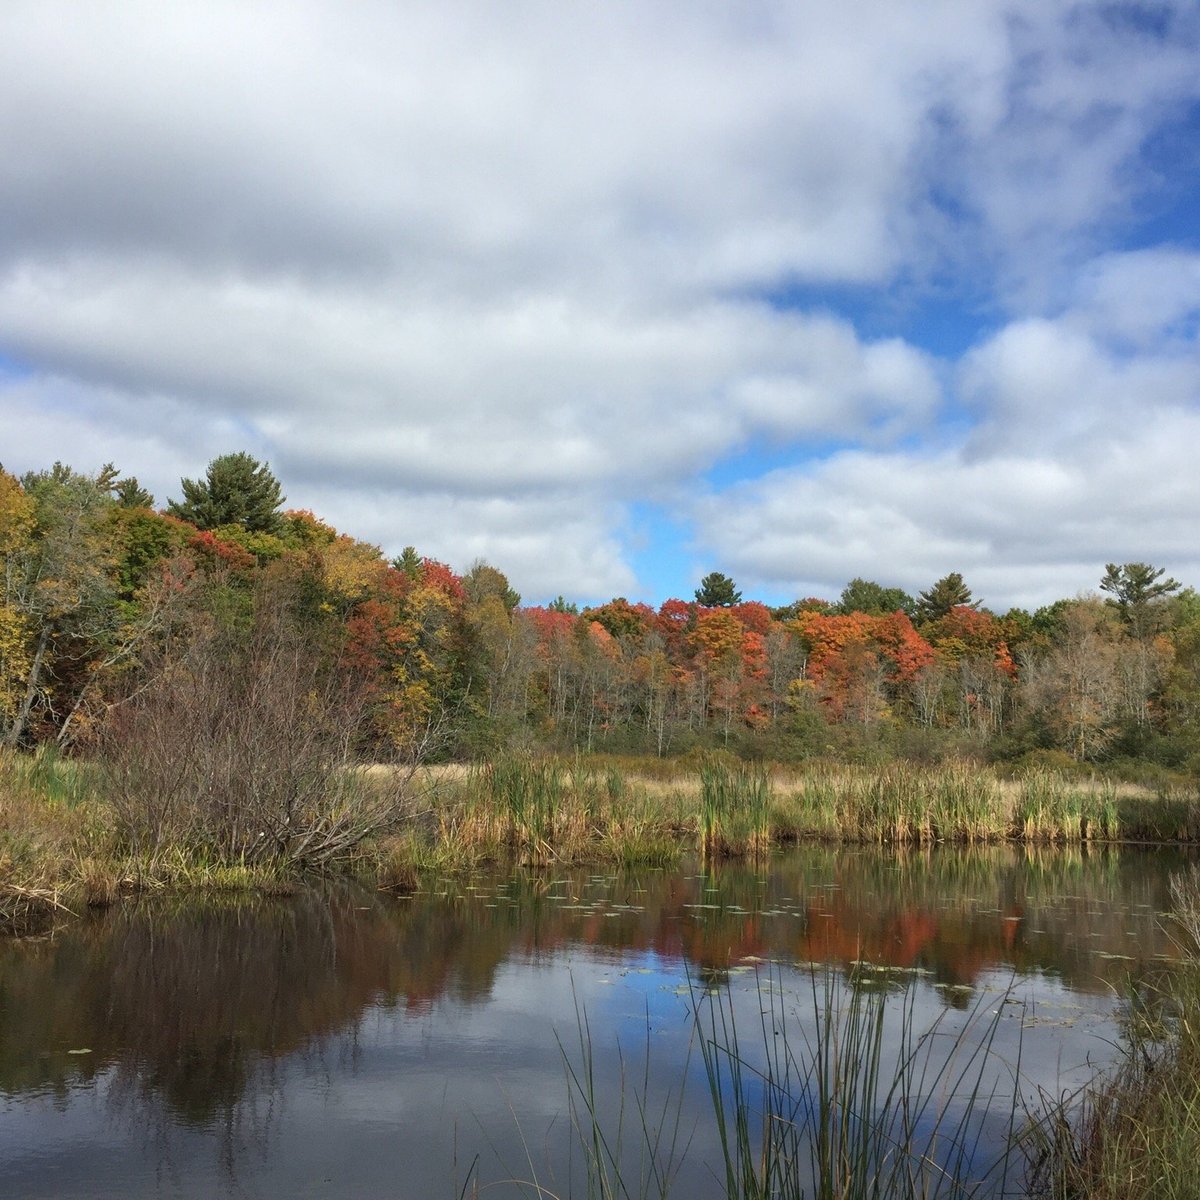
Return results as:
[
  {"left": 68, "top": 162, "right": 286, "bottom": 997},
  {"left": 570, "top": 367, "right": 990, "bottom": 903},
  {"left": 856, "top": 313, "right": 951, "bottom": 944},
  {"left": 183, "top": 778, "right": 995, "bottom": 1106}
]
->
[{"left": 1, "top": 1, "right": 1199, "bottom": 612}]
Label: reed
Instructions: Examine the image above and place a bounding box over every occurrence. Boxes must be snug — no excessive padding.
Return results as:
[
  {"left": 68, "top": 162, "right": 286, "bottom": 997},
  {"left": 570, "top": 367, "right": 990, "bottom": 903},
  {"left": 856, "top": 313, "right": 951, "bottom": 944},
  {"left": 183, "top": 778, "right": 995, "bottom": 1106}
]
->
[
  {"left": 1025, "top": 865, "right": 1200, "bottom": 1200},
  {"left": 6, "top": 749, "right": 1200, "bottom": 918},
  {"left": 698, "top": 972, "right": 1018, "bottom": 1200},
  {"left": 559, "top": 993, "right": 691, "bottom": 1200},
  {"left": 483, "top": 754, "right": 568, "bottom": 863},
  {"left": 834, "top": 766, "right": 927, "bottom": 843},
  {"left": 5, "top": 744, "right": 96, "bottom": 809},
  {"left": 699, "top": 760, "right": 772, "bottom": 858},
  {"left": 0, "top": 875, "right": 74, "bottom": 933},
  {"left": 556, "top": 968, "right": 1021, "bottom": 1200},
  {"left": 1013, "top": 772, "right": 1085, "bottom": 842},
  {"left": 1, "top": 747, "right": 101, "bottom": 931},
  {"left": 927, "top": 764, "right": 1005, "bottom": 842},
  {"left": 774, "top": 768, "right": 843, "bottom": 840}
]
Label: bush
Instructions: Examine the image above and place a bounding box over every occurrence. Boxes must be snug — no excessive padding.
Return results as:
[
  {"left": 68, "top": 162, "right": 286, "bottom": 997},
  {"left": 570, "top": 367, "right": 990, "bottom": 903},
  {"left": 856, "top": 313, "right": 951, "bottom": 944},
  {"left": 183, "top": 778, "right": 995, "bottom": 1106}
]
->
[{"left": 100, "top": 579, "right": 420, "bottom": 870}]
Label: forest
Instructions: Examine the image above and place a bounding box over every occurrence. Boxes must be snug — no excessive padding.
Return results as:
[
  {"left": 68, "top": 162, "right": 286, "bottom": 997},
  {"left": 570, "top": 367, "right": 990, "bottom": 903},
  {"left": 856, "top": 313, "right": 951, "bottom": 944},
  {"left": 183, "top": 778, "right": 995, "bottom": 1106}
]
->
[
  {"left": 2, "top": 452, "right": 1198, "bottom": 781},
  {"left": 5, "top": 451, "right": 1200, "bottom": 1200}
]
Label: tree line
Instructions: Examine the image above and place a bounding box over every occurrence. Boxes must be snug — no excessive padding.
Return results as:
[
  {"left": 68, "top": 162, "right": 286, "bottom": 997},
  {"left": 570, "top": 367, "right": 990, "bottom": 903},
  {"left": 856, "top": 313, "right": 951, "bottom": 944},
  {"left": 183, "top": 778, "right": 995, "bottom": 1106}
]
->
[{"left": 2, "top": 453, "right": 1198, "bottom": 774}]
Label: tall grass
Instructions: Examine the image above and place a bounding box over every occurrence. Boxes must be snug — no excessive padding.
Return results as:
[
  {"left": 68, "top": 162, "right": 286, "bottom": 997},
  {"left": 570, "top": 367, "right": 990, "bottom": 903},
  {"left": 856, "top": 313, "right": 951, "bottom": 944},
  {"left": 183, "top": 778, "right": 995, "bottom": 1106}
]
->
[
  {"left": 450, "top": 755, "right": 683, "bottom": 868},
  {"left": 1026, "top": 865, "right": 1200, "bottom": 1200},
  {"left": 6, "top": 746, "right": 1200, "bottom": 916},
  {"left": 559, "top": 995, "right": 692, "bottom": 1200},
  {"left": 700, "top": 760, "right": 772, "bottom": 858},
  {"left": 0, "top": 746, "right": 96, "bottom": 932},
  {"left": 7, "top": 744, "right": 96, "bottom": 809},
  {"left": 558, "top": 968, "right": 1021, "bottom": 1200},
  {"left": 699, "top": 973, "right": 1019, "bottom": 1200},
  {"left": 767, "top": 765, "right": 1199, "bottom": 847},
  {"left": 484, "top": 754, "right": 568, "bottom": 863}
]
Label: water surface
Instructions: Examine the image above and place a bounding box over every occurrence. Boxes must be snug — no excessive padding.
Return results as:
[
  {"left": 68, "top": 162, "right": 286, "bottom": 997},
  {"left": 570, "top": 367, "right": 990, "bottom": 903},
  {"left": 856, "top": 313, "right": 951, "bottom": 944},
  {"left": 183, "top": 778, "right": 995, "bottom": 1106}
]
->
[{"left": 0, "top": 843, "right": 1191, "bottom": 1197}]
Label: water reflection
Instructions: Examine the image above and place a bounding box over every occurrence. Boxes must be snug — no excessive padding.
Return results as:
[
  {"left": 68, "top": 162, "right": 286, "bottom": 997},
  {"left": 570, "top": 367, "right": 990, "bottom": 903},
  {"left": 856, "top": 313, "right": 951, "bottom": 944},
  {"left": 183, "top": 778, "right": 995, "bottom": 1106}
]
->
[{"left": 0, "top": 844, "right": 1192, "bottom": 1198}]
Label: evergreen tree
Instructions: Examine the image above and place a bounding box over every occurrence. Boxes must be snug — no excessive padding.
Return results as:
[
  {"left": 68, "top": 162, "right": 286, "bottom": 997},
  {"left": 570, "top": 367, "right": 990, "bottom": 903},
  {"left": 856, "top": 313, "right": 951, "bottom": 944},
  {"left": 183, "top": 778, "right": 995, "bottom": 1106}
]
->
[
  {"left": 113, "top": 475, "right": 155, "bottom": 509},
  {"left": 167, "top": 453, "right": 285, "bottom": 533},
  {"left": 392, "top": 546, "right": 422, "bottom": 580},
  {"left": 694, "top": 571, "right": 742, "bottom": 607},
  {"left": 1100, "top": 562, "right": 1181, "bottom": 639},
  {"left": 837, "top": 577, "right": 915, "bottom": 617},
  {"left": 916, "top": 572, "right": 976, "bottom": 624}
]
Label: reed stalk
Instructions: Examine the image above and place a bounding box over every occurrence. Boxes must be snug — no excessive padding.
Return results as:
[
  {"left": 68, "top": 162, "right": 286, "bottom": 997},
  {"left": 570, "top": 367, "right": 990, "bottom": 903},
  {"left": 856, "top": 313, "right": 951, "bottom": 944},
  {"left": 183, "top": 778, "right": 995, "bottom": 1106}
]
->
[
  {"left": 700, "top": 760, "right": 772, "bottom": 858},
  {"left": 695, "top": 970, "right": 1018, "bottom": 1200},
  {"left": 557, "top": 968, "right": 1022, "bottom": 1200}
]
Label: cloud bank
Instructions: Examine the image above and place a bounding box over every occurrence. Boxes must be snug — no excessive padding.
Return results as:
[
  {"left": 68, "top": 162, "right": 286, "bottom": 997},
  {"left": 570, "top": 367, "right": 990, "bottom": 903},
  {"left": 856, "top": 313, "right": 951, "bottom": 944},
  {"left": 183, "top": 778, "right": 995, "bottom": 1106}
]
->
[{"left": 1, "top": 1, "right": 1197, "bottom": 608}]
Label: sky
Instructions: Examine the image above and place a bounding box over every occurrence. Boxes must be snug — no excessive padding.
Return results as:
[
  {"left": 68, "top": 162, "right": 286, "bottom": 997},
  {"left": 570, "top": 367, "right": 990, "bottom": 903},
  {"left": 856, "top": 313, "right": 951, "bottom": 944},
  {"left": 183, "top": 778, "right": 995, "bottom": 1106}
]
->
[{"left": 1, "top": 1, "right": 1198, "bottom": 613}]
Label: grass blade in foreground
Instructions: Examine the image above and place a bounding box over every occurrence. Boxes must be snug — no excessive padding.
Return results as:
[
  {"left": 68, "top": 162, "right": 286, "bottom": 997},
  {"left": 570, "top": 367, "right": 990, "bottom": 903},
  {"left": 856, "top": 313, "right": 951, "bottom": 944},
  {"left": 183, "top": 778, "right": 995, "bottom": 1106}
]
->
[
  {"left": 694, "top": 969, "right": 1020, "bottom": 1199},
  {"left": 556, "top": 968, "right": 1022, "bottom": 1200}
]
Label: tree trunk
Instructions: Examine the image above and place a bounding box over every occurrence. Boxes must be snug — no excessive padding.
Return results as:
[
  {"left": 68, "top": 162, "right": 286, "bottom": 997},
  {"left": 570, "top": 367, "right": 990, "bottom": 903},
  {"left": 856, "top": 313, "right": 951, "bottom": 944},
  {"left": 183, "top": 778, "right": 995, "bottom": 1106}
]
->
[{"left": 5, "top": 623, "right": 50, "bottom": 749}]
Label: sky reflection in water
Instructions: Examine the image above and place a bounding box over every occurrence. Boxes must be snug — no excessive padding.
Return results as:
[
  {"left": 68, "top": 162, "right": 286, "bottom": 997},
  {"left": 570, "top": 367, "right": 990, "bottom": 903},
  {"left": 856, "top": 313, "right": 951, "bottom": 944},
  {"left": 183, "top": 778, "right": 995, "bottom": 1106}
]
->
[{"left": 0, "top": 843, "right": 1192, "bottom": 1198}]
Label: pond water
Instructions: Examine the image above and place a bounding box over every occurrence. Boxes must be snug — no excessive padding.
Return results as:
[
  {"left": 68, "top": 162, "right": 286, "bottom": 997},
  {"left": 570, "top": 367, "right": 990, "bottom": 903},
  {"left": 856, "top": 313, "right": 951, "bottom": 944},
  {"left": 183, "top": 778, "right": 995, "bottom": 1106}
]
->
[{"left": 0, "top": 843, "right": 1194, "bottom": 1198}]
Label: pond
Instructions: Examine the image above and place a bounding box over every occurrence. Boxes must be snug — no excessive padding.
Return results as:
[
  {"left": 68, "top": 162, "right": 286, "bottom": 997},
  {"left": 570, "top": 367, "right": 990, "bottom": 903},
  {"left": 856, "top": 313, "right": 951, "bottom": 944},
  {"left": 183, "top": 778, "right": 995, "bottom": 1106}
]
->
[{"left": 0, "top": 843, "right": 1193, "bottom": 1198}]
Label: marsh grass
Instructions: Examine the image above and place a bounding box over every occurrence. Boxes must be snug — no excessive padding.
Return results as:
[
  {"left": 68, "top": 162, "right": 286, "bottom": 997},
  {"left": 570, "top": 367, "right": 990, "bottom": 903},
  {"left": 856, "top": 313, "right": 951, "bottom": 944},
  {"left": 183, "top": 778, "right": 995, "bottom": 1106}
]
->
[
  {"left": 386, "top": 759, "right": 1199, "bottom": 891},
  {"left": 0, "top": 877, "right": 74, "bottom": 933},
  {"left": 419, "top": 757, "right": 684, "bottom": 871},
  {"left": 485, "top": 755, "right": 567, "bottom": 862},
  {"left": 557, "top": 968, "right": 1022, "bottom": 1200},
  {"left": 0, "top": 746, "right": 103, "bottom": 932},
  {"left": 699, "top": 760, "right": 772, "bottom": 859},
  {"left": 7, "top": 744, "right": 97, "bottom": 809},
  {"left": 1025, "top": 865, "right": 1200, "bottom": 1200},
  {"left": 5, "top": 748, "right": 1199, "bottom": 921},
  {"left": 764, "top": 765, "right": 1196, "bottom": 847},
  {"left": 701, "top": 972, "right": 1020, "bottom": 1200}
]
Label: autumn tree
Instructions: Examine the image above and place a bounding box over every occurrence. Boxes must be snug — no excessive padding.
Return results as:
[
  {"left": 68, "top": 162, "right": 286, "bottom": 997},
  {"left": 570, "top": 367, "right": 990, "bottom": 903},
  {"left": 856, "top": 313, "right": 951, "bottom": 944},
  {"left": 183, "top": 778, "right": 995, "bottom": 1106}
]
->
[
  {"left": 695, "top": 572, "right": 742, "bottom": 607},
  {"left": 1020, "top": 600, "right": 1125, "bottom": 760},
  {"left": 1160, "top": 588, "right": 1200, "bottom": 765},
  {"left": 582, "top": 597, "right": 653, "bottom": 640},
  {"left": 167, "top": 452, "right": 285, "bottom": 534},
  {"left": 0, "top": 469, "right": 36, "bottom": 730},
  {"left": 922, "top": 606, "right": 1016, "bottom": 734},
  {"left": 764, "top": 624, "right": 807, "bottom": 721},
  {"left": 343, "top": 555, "right": 469, "bottom": 756},
  {"left": 2, "top": 464, "right": 121, "bottom": 746},
  {"left": 792, "top": 610, "right": 932, "bottom": 726},
  {"left": 460, "top": 562, "right": 534, "bottom": 732},
  {"left": 689, "top": 606, "right": 760, "bottom": 740}
]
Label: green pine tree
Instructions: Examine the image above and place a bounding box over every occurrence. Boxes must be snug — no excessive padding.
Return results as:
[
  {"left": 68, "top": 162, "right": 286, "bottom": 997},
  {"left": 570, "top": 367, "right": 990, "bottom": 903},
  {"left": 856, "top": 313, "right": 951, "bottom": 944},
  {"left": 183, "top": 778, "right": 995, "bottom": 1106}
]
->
[{"left": 167, "top": 453, "right": 285, "bottom": 533}]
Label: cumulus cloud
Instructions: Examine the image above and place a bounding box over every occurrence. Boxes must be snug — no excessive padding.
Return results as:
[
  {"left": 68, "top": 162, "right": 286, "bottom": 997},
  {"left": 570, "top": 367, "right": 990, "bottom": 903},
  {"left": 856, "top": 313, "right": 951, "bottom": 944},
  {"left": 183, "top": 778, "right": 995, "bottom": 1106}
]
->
[
  {"left": 1, "top": 1, "right": 1197, "bottom": 602},
  {"left": 693, "top": 296, "right": 1200, "bottom": 611},
  {"left": 0, "top": 263, "right": 940, "bottom": 493},
  {"left": 699, "top": 431, "right": 1200, "bottom": 609}
]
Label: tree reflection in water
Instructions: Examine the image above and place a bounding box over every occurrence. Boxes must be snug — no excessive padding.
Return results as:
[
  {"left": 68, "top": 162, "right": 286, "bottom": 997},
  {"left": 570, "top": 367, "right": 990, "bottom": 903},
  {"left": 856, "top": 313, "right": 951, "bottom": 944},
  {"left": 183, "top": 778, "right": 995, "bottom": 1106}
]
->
[{"left": 0, "top": 843, "right": 1193, "bottom": 1197}]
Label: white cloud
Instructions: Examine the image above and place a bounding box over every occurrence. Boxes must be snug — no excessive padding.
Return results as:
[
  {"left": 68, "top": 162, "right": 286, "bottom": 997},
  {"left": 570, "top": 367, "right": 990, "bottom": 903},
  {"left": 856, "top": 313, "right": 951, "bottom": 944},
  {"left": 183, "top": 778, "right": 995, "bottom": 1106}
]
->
[
  {"left": 1069, "top": 248, "right": 1200, "bottom": 346},
  {"left": 1, "top": 2, "right": 1197, "bottom": 603},
  {"left": 694, "top": 420, "right": 1200, "bottom": 612},
  {"left": 0, "top": 265, "right": 940, "bottom": 570},
  {"left": 694, "top": 291, "right": 1200, "bottom": 611}
]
